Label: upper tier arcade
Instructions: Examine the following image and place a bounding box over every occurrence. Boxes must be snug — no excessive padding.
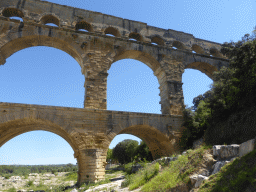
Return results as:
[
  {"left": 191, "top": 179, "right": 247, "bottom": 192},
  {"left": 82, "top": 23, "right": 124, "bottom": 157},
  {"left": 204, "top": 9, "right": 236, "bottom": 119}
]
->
[{"left": 0, "top": 0, "right": 226, "bottom": 58}]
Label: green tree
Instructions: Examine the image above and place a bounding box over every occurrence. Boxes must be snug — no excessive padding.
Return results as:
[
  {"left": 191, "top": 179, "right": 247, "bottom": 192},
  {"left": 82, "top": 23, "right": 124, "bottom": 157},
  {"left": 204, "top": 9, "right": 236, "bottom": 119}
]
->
[
  {"left": 134, "top": 140, "right": 153, "bottom": 162},
  {"left": 125, "top": 140, "right": 139, "bottom": 161},
  {"left": 112, "top": 139, "right": 138, "bottom": 164},
  {"left": 202, "top": 31, "right": 256, "bottom": 145},
  {"left": 106, "top": 148, "right": 115, "bottom": 163}
]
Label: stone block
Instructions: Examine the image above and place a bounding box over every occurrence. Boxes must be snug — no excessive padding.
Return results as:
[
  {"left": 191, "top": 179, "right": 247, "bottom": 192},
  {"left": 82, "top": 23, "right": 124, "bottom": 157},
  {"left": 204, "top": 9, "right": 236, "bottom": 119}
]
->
[
  {"left": 192, "top": 137, "right": 204, "bottom": 149},
  {"left": 195, "top": 175, "right": 208, "bottom": 188},
  {"left": 211, "top": 161, "right": 226, "bottom": 175},
  {"left": 189, "top": 174, "right": 198, "bottom": 186},
  {"left": 213, "top": 144, "right": 239, "bottom": 159},
  {"left": 239, "top": 138, "right": 255, "bottom": 157}
]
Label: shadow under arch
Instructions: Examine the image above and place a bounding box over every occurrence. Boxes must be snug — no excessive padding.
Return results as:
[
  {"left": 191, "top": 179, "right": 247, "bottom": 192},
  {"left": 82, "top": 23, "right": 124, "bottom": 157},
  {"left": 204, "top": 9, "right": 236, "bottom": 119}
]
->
[
  {"left": 185, "top": 61, "right": 218, "bottom": 80},
  {"left": 75, "top": 21, "right": 93, "bottom": 32},
  {"left": 2, "top": 7, "right": 24, "bottom": 18},
  {"left": 0, "top": 35, "right": 83, "bottom": 68},
  {"left": 40, "top": 14, "right": 60, "bottom": 26},
  {"left": 104, "top": 26, "right": 121, "bottom": 37},
  {"left": 0, "top": 118, "right": 83, "bottom": 184},
  {"left": 111, "top": 125, "right": 176, "bottom": 159},
  {"left": 151, "top": 35, "right": 165, "bottom": 46}
]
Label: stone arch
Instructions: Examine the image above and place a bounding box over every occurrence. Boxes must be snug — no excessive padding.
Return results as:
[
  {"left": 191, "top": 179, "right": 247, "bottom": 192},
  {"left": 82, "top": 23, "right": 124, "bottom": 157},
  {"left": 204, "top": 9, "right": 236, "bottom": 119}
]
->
[
  {"left": 113, "top": 50, "right": 162, "bottom": 73},
  {"left": 40, "top": 14, "right": 60, "bottom": 27},
  {"left": 2, "top": 7, "right": 24, "bottom": 18},
  {"left": 0, "top": 118, "right": 83, "bottom": 184},
  {"left": 110, "top": 125, "right": 175, "bottom": 159},
  {"left": 210, "top": 47, "right": 223, "bottom": 58},
  {"left": 129, "top": 32, "right": 143, "bottom": 42},
  {"left": 112, "top": 50, "right": 167, "bottom": 114},
  {"left": 75, "top": 21, "right": 93, "bottom": 32},
  {"left": 104, "top": 27, "right": 121, "bottom": 37},
  {"left": 0, "top": 35, "right": 83, "bottom": 69},
  {"left": 185, "top": 61, "right": 218, "bottom": 80},
  {"left": 151, "top": 35, "right": 165, "bottom": 46},
  {"left": 192, "top": 44, "right": 205, "bottom": 54},
  {"left": 172, "top": 41, "right": 187, "bottom": 50}
]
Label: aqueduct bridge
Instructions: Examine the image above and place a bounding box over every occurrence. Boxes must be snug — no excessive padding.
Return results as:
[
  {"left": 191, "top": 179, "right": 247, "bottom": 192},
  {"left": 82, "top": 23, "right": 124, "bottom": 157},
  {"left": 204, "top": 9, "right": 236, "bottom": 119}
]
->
[{"left": 0, "top": 0, "right": 229, "bottom": 185}]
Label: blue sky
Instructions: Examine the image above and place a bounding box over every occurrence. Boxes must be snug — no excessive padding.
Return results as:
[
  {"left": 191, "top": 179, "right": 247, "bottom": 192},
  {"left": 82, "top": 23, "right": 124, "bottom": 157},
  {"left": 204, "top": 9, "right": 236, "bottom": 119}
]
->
[{"left": 0, "top": 0, "right": 255, "bottom": 165}]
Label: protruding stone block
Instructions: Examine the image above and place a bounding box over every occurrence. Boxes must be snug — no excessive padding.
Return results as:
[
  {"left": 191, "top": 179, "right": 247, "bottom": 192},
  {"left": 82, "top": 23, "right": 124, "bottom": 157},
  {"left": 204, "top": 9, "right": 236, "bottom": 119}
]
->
[
  {"left": 213, "top": 144, "right": 240, "bottom": 159},
  {"left": 239, "top": 138, "right": 256, "bottom": 157}
]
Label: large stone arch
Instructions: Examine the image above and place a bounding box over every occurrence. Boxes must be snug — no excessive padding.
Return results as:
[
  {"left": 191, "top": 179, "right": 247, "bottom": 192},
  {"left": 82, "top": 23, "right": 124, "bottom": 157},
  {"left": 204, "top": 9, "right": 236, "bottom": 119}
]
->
[
  {"left": 0, "top": 117, "right": 85, "bottom": 185},
  {"left": 111, "top": 50, "right": 169, "bottom": 114},
  {"left": 185, "top": 61, "right": 218, "bottom": 80},
  {"left": 0, "top": 35, "right": 83, "bottom": 69},
  {"left": 112, "top": 125, "right": 176, "bottom": 159},
  {"left": 113, "top": 50, "right": 162, "bottom": 72}
]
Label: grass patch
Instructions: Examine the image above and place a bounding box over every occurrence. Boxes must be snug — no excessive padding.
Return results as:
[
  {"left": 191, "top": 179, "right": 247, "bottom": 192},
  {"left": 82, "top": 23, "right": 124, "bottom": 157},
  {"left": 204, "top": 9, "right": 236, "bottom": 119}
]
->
[
  {"left": 26, "top": 180, "right": 34, "bottom": 187},
  {"left": 128, "top": 163, "right": 160, "bottom": 190},
  {"left": 79, "top": 177, "right": 112, "bottom": 191},
  {"left": 7, "top": 187, "right": 16, "bottom": 192},
  {"left": 63, "top": 171, "right": 77, "bottom": 181},
  {"left": 140, "top": 146, "right": 206, "bottom": 191}
]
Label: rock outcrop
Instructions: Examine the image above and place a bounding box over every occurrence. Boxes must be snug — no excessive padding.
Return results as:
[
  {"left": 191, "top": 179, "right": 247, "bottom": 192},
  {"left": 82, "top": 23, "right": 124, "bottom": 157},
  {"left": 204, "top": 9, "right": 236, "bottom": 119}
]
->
[{"left": 187, "top": 137, "right": 256, "bottom": 191}]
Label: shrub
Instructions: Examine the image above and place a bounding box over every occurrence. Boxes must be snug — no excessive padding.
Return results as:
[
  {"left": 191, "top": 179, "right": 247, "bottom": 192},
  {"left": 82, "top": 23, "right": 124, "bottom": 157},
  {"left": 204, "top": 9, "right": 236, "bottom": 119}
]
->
[
  {"left": 26, "top": 180, "right": 34, "bottom": 187},
  {"left": 7, "top": 187, "right": 16, "bottom": 192}
]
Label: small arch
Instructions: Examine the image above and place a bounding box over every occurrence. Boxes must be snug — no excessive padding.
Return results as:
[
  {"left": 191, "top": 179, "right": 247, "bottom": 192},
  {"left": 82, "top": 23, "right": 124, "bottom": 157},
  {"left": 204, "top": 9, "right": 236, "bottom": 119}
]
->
[
  {"left": 151, "top": 36, "right": 165, "bottom": 46},
  {"left": 41, "top": 15, "right": 60, "bottom": 27},
  {"left": 75, "top": 21, "right": 93, "bottom": 32},
  {"left": 129, "top": 38, "right": 137, "bottom": 41},
  {"left": 9, "top": 16, "right": 23, "bottom": 22},
  {"left": 192, "top": 44, "right": 205, "bottom": 54},
  {"left": 2, "top": 8, "right": 24, "bottom": 18},
  {"left": 172, "top": 41, "right": 186, "bottom": 50},
  {"left": 192, "top": 50, "right": 196, "bottom": 53},
  {"left": 210, "top": 47, "right": 222, "bottom": 58},
  {"left": 45, "top": 23, "right": 58, "bottom": 27},
  {"left": 104, "top": 27, "right": 121, "bottom": 37},
  {"left": 129, "top": 32, "right": 143, "bottom": 42}
]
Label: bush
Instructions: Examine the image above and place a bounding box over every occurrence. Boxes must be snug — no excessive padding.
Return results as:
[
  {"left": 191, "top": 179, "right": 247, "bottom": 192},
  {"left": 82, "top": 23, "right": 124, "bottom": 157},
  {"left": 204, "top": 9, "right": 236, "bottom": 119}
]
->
[
  {"left": 26, "top": 180, "right": 34, "bottom": 188},
  {"left": 124, "top": 162, "right": 134, "bottom": 175},
  {"left": 7, "top": 187, "right": 16, "bottom": 192},
  {"left": 121, "top": 174, "right": 134, "bottom": 188},
  {"left": 64, "top": 171, "right": 77, "bottom": 181}
]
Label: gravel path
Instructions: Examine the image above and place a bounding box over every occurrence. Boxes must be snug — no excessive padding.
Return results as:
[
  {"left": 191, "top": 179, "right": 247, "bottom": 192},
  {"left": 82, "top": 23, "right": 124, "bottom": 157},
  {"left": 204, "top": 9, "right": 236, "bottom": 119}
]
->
[{"left": 83, "top": 175, "right": 142, "bottom": 192}]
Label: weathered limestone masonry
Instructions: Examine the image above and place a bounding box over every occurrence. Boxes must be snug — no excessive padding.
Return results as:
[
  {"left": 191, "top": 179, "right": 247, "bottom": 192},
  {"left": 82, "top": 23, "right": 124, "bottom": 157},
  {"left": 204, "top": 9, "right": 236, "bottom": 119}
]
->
[
  {"left": 0, "top": 0, "right": 229, "bottom": 186},
  {"left": 0, "top": 102, "right": 184, "bottom": 185}
]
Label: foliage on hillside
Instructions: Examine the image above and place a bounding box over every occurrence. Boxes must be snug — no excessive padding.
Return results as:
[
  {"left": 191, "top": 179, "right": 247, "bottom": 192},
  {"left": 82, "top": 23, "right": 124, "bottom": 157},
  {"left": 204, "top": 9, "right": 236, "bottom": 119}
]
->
[
  {"left": 179, "top": 26, "right": 256, "bottom": 149},
  {"left": 0, "top": 164, "right": 77, "bottom": 179}
]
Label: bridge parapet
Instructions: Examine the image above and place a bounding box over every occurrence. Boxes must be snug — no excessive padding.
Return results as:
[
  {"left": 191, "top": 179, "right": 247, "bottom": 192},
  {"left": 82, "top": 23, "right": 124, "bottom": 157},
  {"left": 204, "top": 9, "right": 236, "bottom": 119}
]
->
[{"left": 0, "top": 0, "right": 226, "bottom": 58}]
